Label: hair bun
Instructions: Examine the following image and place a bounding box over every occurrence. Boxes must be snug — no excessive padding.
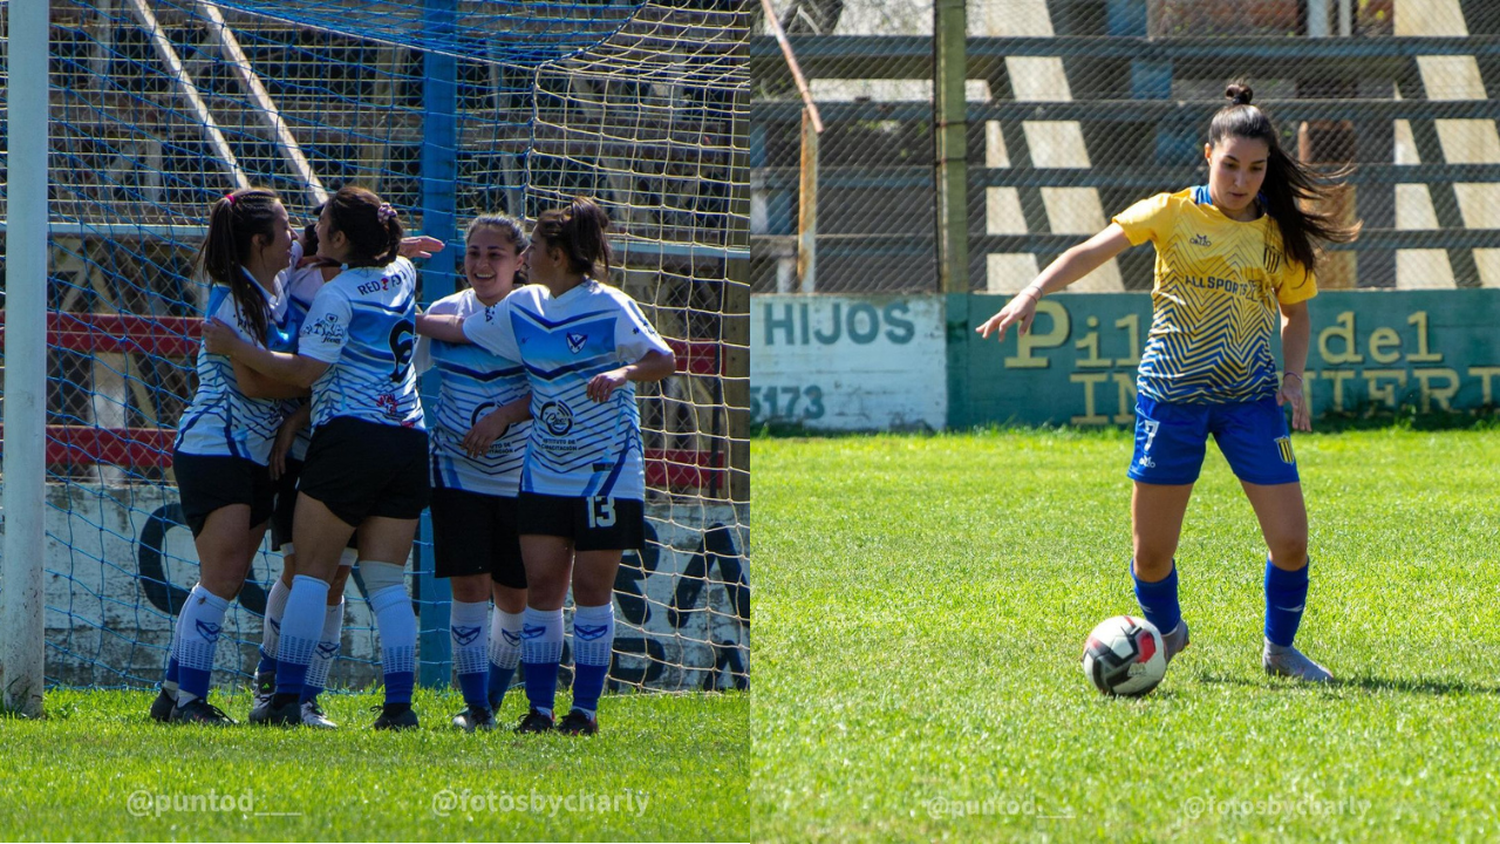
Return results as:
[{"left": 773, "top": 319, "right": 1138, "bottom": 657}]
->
[{"left": 1225, "top": 83, "right": 1254, "bottom": 106}]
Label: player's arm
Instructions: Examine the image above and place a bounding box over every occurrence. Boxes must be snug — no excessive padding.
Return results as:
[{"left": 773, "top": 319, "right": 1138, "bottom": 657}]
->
[
  {"left": 460, "top": 393, "right": 532, "bottom": 458},
  {"left": 1277, "top": 298, "right": 1312, "bottom": 432},
  {"left": 976, "top": 224, "right": 1134, "bottom": 342},
  {"left": 586, "top": 349, "right": 676, "bottom": 403},
  {"left": 416, "top": 312, "right": 469, "bottom": 343},
  {"left": 233, "top": 359, "right": 311, "bottom": 400},
  {"left": 203, "top": 319, "right": 330, "bottom": 389}
]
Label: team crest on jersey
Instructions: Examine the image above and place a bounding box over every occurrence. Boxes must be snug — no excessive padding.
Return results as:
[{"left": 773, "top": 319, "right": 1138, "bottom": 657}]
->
[
  {"left": 1264, "top": 244, "right": 1283, "bottom": 274},
  {"left": 1276, "top": 436, "right": 1295, "bottom": 464},
  {"left": 539, "top": 401, "right": 574, "bottom": 436},
  {"left": 566, "top": 332, "right": 588, "bottom": 354}
]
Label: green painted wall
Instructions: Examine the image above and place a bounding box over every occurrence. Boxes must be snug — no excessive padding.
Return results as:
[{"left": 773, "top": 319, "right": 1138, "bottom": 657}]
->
[{"left": 949, "top": 290, "right": 1500, "bottom": 428}]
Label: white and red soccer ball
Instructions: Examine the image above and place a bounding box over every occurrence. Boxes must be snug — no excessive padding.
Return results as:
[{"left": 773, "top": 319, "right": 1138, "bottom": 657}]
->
[{"left": 1082, "top": 615, "right": 1167, "bottom": 696}]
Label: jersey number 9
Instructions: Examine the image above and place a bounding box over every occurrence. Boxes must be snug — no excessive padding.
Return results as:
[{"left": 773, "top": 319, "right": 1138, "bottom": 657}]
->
[{"left": 388, "top": 319, "right": 416, "bottom": 383}]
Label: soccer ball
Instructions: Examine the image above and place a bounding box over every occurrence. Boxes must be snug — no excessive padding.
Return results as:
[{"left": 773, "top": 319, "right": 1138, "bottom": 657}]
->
[{"left": 1081, "top": 615, "right": 1167, "bottom": 696}]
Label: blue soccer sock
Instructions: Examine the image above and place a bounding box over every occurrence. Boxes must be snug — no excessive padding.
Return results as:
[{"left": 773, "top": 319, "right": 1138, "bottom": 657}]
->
[
  {"left": 369, "top": 584, "right": 417, "bottom": 706},
  {"left": 301, "top": 599, "right": 344, "bottom": 704},
  {"left": 257, "top": 575, "right": 291, "bottom": 678},
  {"left": 175, "top": 584, "right": 229, "bottom": 704},
  {"left": 487, "top": 607, "right": 523, "bottom": 708},
  {"left": 570, "top": 603, "right": 615, "bottom": 718},
  {"left": 521, "top": 606, "right": 564, "bottom": 718},
  {"left": 450, "top": 599, "right": 491, "bottom": 710},
  {"left": 1131, "top": 559, "right": 1183, "bottom": 636},
  {"left": 1264, "top": 557, "right": 1310, "bottom": 648},
  {"left": 274, "top": 575, "right": 329, "bottom": 699}
]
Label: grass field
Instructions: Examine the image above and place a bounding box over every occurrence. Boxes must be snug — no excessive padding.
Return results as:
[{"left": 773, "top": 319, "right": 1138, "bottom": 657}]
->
[
  {"left": 752, "top": 427, "right": 1500, "bottom": 842},
  {"left": 0, "top": 687, "right": 746, "bottom": 841}
]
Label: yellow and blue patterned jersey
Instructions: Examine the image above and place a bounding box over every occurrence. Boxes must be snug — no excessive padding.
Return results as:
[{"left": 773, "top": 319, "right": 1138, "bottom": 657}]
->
[{"left": 1112, "top": 186, "right": 1317, "bottom": 404}]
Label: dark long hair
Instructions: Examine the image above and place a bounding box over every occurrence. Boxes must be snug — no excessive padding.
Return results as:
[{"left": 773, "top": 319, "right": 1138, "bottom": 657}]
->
[
  {"left": 197, "top": 186, "right": 281, "bottom": 344},
  {"left": 534, "top": 196, "right": 612, "bottom": 280},
  {"left": 1208, "top": 81, "right": 1360, "bottom": 276},
  {"left": 326, "top": 186, "right": 403, "bottom": 267}
]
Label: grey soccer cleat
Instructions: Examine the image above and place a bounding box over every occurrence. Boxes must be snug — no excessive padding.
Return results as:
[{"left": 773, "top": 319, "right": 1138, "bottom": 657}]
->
[
  {"left": 1161, "top": 621, "right": 1190, "bottom": 664},
  {"left": 1263, "top": 640, "right": 1334, "bottom": 683}
]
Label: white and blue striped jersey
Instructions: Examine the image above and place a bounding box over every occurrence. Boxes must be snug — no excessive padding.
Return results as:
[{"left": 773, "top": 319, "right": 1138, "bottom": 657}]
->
[
  {"left": 414, "top": 289, "right": 530, "bottom": 496},
  {"left": 278, "top": 260, "right": 330, "bottom": 461},
  {"left": 462, "top": 279, "right": 672, "bottom": 500},
  {"left": 175, "top": 269, "right": 289, "bottom": 465},
  {"left": 297, "top": 256, "right": 425, "bottom": 431}
]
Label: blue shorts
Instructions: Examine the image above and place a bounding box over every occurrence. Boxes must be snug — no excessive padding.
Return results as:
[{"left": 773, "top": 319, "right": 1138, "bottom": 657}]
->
[{"left": 1128, "top": 395, "right": 1299, "bottom": 486}]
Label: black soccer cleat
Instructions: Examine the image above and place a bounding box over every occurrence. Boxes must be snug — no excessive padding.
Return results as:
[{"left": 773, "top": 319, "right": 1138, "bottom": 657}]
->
[
  {"left": 514, "top": 707, "right": 555, "bottom": 734},
  {"left": 149, "top": 688, "right": 177, "bottom": 723},
  {"left": 261, "top": 697, "right": 302, "bottom": 727},
  {"left": 556, "top": 709, "right": 598, "bottom": 736},
  {"left": 371, "top": 704, "right": 420, "bottom": 731},
  {"left": 169, "top": 698, "right": 238, "bottom": 726}
]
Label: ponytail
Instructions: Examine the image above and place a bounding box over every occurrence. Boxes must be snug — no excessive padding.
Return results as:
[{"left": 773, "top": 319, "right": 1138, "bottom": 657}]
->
[
  {"left": 1208, "top": 81, "right": 1360, "bottom": 276},
  {"left": 326, "top": 186, "right": 404, "bottom": 267},
  {"left": 535, "top": 196, "right": 613, "bottom": 280},
  {"left": 196, "top": 186, "right": 281, "bottom": 344}
]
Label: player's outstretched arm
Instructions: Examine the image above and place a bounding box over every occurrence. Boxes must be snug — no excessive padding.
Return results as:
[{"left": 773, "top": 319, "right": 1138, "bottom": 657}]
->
[
  {"left": 976, "top": 224, "right": 1133, "bottom": 343},
  {"left": 203, "top": 318, "right": 330, "bottom": 389},
  {"left": 460, "top": 393, "right": 531, "bottom": 458},
  {"left": 415, "top": 313, "right": 468, "bottom": 343},
  {"left": 1278, "top": 299, "right": 1312, "bottom": 432},
  {"left": 586, "top": 349, "right": 676, "bottom": 403}
]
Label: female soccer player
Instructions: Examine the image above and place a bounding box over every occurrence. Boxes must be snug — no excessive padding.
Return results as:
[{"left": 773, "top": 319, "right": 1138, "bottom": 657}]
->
[
  {"left": 152, "top": 187, "right": 304, "bottom": 725},
  {"left": 413, "top": 214, "right": 533, "bottom": 732},
  {"left": 978, "top": 83, "right": 1357, "bottom": 682},
  {"left": 419, "top": 197, "right": 676, "bottom": 734},
  {"left": 205, "top": 186, "right": 430, "bottom": 729}
]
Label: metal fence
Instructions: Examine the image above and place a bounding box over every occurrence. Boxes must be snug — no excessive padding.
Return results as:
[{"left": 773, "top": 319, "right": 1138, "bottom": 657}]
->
[{"left": 750, "top": 0, "right": 1500, "bottom": 294}]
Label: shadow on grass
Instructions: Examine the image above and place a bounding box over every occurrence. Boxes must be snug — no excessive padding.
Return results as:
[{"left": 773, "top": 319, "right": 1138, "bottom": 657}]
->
[{"left": 1194, "top": 673, "right": 1500, "bottom": 696}]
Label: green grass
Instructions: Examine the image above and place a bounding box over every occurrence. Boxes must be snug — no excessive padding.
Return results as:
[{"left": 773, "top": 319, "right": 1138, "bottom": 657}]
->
[
  {"left": 0, "top": 687, "right": 746, "bottom": 841},
  {"left": 751, "top": 428, "right": 1500, "bottom": 842}
]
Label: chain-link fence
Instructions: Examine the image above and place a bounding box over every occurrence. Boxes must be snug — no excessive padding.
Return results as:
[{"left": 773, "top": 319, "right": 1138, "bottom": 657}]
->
[{"left": 750, "top": 0, "right": 1500, "bottom": 294}]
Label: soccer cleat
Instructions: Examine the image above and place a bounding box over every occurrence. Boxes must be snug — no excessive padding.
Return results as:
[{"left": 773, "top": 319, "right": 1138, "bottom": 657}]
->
[
  {"left": 169, "top": 698, "right": 238, "bottom": 726},
  {"left": 149, "top": 688, "right": 177, "bottom": 723},
  {"left": 556, "top": 709, "right": 598, "bottom": 736},
  {"left": 515, "top": 708, "right": 555, "bottom": 734},
  {"left": 247, "top": 673, "right": 277, "bottom": 724},
  {"left": 300, "top": 700, "right": 338, "bottom": 729},
  {"left": 451, "top": 705, "right": 497, "bottom": 733},
  {"left": 1162, "top": 621, "right": 1191, "bottom": 664},
  {"left": 371, "top": 704, "right": 419, "bottom": 731},
  {"left": 262, "top": 697, "right": 303, "bottom": 727},
  {"left": 1263, "top": 640, "right": 1334, "bottom": 683}
]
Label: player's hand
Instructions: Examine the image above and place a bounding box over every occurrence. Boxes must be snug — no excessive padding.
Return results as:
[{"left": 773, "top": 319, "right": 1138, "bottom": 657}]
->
[
  {"left": 269, "top": 414, "right": 306, "bottom": 480},
  {"left": 587, "top": 368, "right": 629, "bottom": 403},
  {"left": 1279, "top": 373, "right": 1311, "bottom": 432},
  {"left": 201, "top": 318, "right": 242, "bottom": 357},
  {"left": 461, "top": 410, "right": 509, "bottom": 458},
  {"left": 976, "top": 288, "right": 1042, "bottom": 343},
  {"left": 399, "top": 236, "right": 446, "bottom": 260}
]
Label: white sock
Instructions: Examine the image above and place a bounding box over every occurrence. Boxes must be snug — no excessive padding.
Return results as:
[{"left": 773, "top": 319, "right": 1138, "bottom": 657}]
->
[
  {"left": 304, "top": 600, "right": 344, "bottom": 696},
  {"left": 175, "top": 585, "right": 230, "bottom": 704},
  {"left": 261, "top": 576, "right": 291, "bottom": 665},
  {"left": 489, "top": 607, "right": 523, "bottom": 671}
]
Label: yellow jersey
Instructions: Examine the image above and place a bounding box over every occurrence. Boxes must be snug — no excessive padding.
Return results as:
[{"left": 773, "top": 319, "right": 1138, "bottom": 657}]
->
[{"left": 1112, "top": 186, "right": 1317, "bottom": 404}]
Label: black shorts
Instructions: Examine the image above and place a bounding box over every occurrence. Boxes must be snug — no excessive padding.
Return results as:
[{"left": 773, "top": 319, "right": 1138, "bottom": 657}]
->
[
  {"left": 271, "top": 457, "right": 357, "bottom": 553},
  {"left": 516, "top": 492, "right": 646, "bottom": 552},
  {"left": 430, "top": 486, "right": 526, "bottom": 588},
  {"left": 297, "top": 417, "right": 430, "bottom": 527},
  {"left": 172, "top": 450, "right": 274, "bottom": 539}
]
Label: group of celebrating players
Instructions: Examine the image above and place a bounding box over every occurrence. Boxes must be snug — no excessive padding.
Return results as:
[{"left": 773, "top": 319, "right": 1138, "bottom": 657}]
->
[{"left": 151, "top": 185, "right": 673, "bottom": 734}]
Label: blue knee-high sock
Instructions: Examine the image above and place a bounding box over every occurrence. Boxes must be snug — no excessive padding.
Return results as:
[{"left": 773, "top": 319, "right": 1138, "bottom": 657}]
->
[
  {"left": 570, "top": 603, "right": 614, "bottom": 718},
  {"left": 521, "top": 606, "right": 564, "bottom": 717},
  {"left": 369, "top": 584, "right": 417, "bottom": 706},
  {"left": 1131, "top": 559, "right": 1182, "bottom": 635},
  {"left": 175, "top": 585, "right": 230, "bottom": 704},
  {"left": 450, "top": 600, "right": 491, "bottom": 710},
  {"left": 257, "top": 576, "right": 291, "bottom": 677},
  {"left": 488, "top": 607, "right": 523, "bottom": 708},
  {"left": 301, "top": 600, "right": 344, "bottom": 704},
  {"left": 1264, "top": 557, "right": 1310, "bottom": 647},
  {"left": 275, "top": 575, "right": 329, "bottom": 696}
]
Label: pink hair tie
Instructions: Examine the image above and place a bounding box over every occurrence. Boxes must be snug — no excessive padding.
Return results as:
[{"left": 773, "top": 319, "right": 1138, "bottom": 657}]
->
[
  {"left": 223, "top": 193, "right": 236, "bottom": 205},
  {"left": 377, "top": 203, "right": 397, "bottom": 223}
]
